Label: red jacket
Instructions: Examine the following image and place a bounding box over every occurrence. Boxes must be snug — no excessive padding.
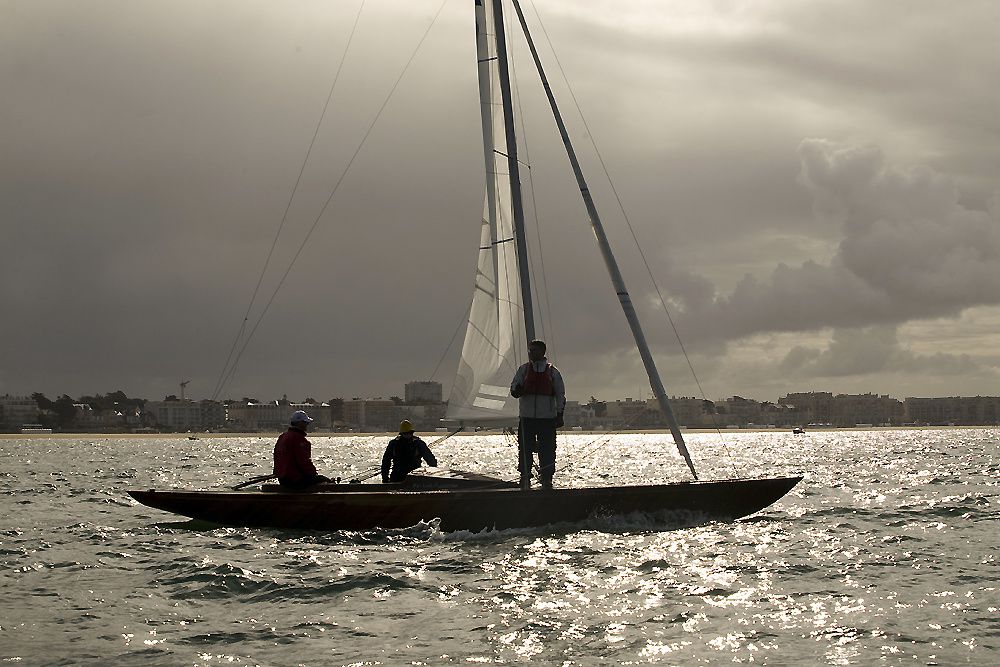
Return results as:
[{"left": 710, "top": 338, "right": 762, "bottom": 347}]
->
[{"left": 273, "top": 427, "right": 318, "bottom": 483}]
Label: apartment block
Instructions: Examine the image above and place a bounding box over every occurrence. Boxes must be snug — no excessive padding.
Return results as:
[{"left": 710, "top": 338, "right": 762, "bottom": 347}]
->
[
  {"left": 905, "top": 396, "right": 1000, "bottom": 425},
  {"left": 145, "top": 399, "right": 226, "bottom": 431},
  {"left": 405, "top": 381, "right": 443, "bottom": 404},
  {"left": 831, "top": 393, "right": 904, "bottom": 426},
  {"left": 225, "top": 402, "right": 332, "bottom": 431},
  {"left": 779, "top": 392, "right": 835, "bottom": 424},
  {"left": 0, "top": 395, "right": 39, "bottom": 427}
]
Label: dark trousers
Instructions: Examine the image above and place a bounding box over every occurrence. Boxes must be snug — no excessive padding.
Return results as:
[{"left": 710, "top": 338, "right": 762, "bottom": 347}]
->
[{"left": 518, "top": 417, "right": 557, "bottom": 484}]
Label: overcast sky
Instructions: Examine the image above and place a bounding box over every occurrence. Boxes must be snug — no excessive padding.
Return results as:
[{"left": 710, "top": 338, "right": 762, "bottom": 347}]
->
[{"left": 2, "top": 0, "right": 998, "bottom": 404}]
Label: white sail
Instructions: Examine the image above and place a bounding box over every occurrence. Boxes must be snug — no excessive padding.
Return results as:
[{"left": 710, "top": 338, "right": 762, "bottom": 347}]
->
[{"left": 446, "top": 0, "right": 524, "bottom": 424}]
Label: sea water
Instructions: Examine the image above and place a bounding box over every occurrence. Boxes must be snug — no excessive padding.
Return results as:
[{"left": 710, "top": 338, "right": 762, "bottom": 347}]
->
[{"left": 0, "top": 429, "right": 997, "bottom": 665}]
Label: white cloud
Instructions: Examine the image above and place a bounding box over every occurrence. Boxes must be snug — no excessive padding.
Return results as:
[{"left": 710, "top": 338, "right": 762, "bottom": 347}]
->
[{"left": 779, "top": 325, "right": 983, "bottom": 378}]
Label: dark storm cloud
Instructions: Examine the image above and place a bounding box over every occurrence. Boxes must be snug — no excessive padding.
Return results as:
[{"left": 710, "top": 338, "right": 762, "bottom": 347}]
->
[{"left": 2, "top": 1, "right": 998, "bottom": 403}]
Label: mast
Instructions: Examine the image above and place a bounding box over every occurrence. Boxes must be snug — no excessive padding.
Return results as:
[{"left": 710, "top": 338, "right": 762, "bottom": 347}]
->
[
  {"left": 489, "top": 0, "right": 535, "bottom": 343},
  {"left": 510, "top": 0, "right": 698, "bottom": 479}
]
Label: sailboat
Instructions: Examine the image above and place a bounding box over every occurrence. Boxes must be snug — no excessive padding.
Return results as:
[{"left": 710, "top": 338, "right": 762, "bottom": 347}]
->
[{"left": 129, "top": 0, "right": 801, "bottom": 532}]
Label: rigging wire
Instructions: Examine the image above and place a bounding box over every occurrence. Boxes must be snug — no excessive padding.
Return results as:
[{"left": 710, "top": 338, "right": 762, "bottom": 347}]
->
[
  {"left": 511, "top": 407, "right": 693, "bottom": 486},
  {"left": 544, "top": 399, "right": 740, "bottom": 483},
  {"left": 211, "top": 0, "right": 368, "bottom": 401},
  {"left": 524, "top": 0, "right": 744, "bottom": 477},
  {"left": 288, "top": 420, "right": 469, "bottom": 485},
  {"left": 213, "top": 0, "right": 451, "bottom": 400}
]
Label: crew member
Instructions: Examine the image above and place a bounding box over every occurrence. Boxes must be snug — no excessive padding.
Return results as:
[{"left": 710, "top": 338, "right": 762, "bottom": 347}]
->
[
  {"left": 510, "top": 339, "right": 566, "bottom": 489},
  {"left": 381, "top": 420, "right": 438, "bottom": 483},
  {"left": 273, "top": 410, "right": 330, "bottom": 489}
]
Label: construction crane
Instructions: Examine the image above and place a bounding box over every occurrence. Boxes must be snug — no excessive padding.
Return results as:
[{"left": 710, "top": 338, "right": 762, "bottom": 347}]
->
[{"left": 180, "top": 380, "right": 190, "bottom": 401}]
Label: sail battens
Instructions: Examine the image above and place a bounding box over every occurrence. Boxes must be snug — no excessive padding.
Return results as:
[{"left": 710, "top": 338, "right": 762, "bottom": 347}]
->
[
  {"left": 447, "top": 0, "right": 526, "bottom": 424},
  {"left": 473, "top": 397, "right": 506, "bottom": 410}
]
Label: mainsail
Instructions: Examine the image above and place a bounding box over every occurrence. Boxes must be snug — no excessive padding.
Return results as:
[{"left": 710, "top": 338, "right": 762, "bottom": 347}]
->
[{"left": 445, "top": 0, "right": 524, "bottom": 424}]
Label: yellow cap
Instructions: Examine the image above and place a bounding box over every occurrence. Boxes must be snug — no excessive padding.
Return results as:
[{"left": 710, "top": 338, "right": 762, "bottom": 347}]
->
[{"left": 399, "top": 419, "right": 415, "bottom": 433}]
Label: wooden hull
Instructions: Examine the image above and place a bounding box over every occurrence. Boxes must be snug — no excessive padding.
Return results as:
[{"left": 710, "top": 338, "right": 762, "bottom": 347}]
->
[{"left": 128, "top": 476, "right": 802, "bottom": 532}]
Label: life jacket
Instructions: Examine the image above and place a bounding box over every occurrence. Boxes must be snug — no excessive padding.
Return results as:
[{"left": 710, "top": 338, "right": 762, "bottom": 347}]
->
[{"left": 521, "top": 363, "right": 555, "bottom": 396}]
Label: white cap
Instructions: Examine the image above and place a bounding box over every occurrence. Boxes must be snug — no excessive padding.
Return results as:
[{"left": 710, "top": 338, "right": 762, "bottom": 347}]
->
[{"left": 290, "top": 410, "right": 314, "bottom": 424}]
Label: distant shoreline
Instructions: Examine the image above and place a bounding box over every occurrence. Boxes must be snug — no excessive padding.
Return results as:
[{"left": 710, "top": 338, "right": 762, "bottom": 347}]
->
[{"left": 2, "top": 424, "right": 995, "bottom": 439}]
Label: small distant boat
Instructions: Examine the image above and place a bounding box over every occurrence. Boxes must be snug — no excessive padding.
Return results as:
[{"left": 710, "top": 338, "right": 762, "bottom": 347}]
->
[
  {"left": 20, "top": 424, "right": 53, "bottom": 434},
  {"left": 792, "top": 426, "right": 806, "bottom": 434}
]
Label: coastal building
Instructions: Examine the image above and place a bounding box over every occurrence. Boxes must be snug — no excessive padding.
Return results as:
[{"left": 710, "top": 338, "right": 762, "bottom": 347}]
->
[
  {"left": 0, "top": 394, "right": 39, "bottom": 428},
  {"left": 145, "top": 399, "right": 226, "bottom": 431},
  {"left": 64, "top": 403, "right": 138, "bottom": 430},
  {"left": 225, "top": 401, "right": 332, "bottom": 431},
  {"left": 779, "top": 392, "right": 835, "bottom": 425},
  {"left": 657, "top": 397, "right": 717, "bottom": 428},
  {"left": 342, "top": 399, "right": 397, "bottom": 432},
  {"left": 578, "top": 396, "right": 714, "bottom": 430},
  {"left": 604, "top": 398, "right": 656, "bottom": 429},
  {"left": 831, "top": 393, "right": 904, "bottom": 426},
  {"left": 417, "top": 402, "right": 448, "bottom": 430},
  {"left": 562, "top": 400, "right": 581, "bottom": 428},
  {"left": 904, "top": 396, "right": 1000, "bottom": 425},
  {"left": 758, "top": 401, "right": 799, "bottom": 427},
  {"left": 716, "top": 396, "right": 763, "bottom": 427},
  {"left": 405, "top": 381, "right": 443, "bottom": 404},
  {"left": 340, "top": 398, "right": 447, "bottom": 432}
]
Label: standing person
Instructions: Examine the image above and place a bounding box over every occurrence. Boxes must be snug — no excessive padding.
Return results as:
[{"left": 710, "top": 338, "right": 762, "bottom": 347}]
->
[
  {"left": 510, "top": 339, "right": 566, "bottom": 489},
  {"left": 273, "top": 410, "right": 330, "bottom": 489},
  {"left": 381, "top": 420, "right": 438, "bottom": 483}
]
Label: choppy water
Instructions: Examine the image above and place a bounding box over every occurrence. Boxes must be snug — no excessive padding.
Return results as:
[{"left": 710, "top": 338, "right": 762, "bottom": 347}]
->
[{"left": 1, "top": 429, "right": 997, "bottom": 665}]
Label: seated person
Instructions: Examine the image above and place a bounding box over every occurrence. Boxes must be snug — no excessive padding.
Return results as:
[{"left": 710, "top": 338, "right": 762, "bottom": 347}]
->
[
  {"left": 381, "top": 420, "right": 437, "bottom": 483},
  {"left": 273, "top": 410, "right": 330, "bottom": 489}
]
